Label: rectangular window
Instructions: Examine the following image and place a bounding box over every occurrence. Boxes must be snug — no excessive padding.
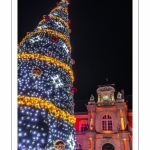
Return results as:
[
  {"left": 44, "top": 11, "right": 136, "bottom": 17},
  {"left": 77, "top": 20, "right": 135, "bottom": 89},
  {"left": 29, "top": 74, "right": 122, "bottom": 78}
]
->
[
  {"left": 102, "top": 115, "right": 113, "bottom": 131},
  {"left": 102, "top": 121, "right": 107, "bottom": 130},
  {"left": 108, "top": 121, "right": 112, "bottom": 130},
  {"left": 81, "top": 124, "right": 87, "bottom": 131}
]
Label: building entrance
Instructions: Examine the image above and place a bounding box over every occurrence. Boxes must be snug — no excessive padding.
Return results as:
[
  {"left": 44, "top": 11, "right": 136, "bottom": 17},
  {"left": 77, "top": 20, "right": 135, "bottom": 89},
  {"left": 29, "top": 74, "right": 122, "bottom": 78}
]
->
[{"left": 102, "top": 143, "right": 115, "bottom": 150}]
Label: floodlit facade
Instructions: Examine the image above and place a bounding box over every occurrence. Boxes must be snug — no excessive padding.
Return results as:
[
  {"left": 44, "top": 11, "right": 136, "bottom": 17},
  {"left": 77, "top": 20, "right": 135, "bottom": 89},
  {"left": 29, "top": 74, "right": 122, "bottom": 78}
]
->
[{"left": 74, "top": 85, "right": 132, "bottom": 150}]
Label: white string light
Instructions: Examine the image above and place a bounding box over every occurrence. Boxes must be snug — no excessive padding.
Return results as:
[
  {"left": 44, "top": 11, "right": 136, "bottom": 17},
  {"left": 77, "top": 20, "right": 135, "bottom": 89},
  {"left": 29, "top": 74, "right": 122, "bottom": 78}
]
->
[{"left": 18, "top": 0, "right": 75, "bottom": 149}]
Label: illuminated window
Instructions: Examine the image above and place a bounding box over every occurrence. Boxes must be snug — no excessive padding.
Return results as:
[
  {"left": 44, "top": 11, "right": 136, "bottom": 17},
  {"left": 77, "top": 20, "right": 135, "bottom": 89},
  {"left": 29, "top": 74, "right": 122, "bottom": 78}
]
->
[
  {"left": 79, "top": 120, "right": 88, "bottom": 132},
  {"left": 76, "top": 143, "right": 82, "bottom": 150},
  {"left": 102, "top": 115, "right": 112, "bottom": 130},
  {"left": 81, "top": 123, "right": 87, "bottom": 131}
]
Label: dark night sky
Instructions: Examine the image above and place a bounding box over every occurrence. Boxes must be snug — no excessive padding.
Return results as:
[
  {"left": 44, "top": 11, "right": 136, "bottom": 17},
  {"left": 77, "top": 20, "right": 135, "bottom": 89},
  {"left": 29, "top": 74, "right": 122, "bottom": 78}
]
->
[{"left": 18, "top": 0, "right": 132, "bottom": 103}]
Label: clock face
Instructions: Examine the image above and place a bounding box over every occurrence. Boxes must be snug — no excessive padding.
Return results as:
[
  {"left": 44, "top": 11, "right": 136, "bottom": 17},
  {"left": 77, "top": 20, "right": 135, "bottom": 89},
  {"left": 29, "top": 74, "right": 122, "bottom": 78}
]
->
[{"left": 103, "top": 95, "right": 109, "bottom": 100}]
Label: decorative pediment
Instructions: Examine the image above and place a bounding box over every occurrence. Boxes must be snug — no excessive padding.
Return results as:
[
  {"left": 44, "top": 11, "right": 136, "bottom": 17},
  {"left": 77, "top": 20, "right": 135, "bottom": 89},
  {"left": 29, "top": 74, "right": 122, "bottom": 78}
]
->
[
  {"left": 90, "top": 94, "right": 95, "bottom": 102},
  {"left": 97, "top": 101, "right": 115, "bottom": 106},
  {"left": 97, "top": 86, "right": 115, "bottom": 93},
  {"left": 88, "top": 94, "right": 96, "bottom": 105},
  {"left": 96, "top": 86, "right": 115, "bottom": 106}
]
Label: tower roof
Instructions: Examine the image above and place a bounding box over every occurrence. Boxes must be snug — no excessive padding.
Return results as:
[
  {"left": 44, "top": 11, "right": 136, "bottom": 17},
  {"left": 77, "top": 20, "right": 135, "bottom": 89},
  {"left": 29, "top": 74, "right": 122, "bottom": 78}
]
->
[
  {"left": 97, "top": 85, "right": 115, "bottom": 93},
  {"left": 98, "top": 83, "right": 115, "bottom": 88}
]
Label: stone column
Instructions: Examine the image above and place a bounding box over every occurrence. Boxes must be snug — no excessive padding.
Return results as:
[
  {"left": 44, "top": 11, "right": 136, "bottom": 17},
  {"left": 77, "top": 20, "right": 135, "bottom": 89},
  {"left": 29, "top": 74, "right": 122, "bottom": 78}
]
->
[
  {"left": 117, "top": 109, "right": 121, "bottom": 130},
  {"left": 86, "top": 132, "right": 95, "bottom": 150},
  {"left": 123, "top": 109, "right": 127, "bottom": 127},
  {"left": 97, "top": 94, "right": 101, "bottom": 103},
  {"left": 119, "top": 133, "right": 131, "bottom": 150}
]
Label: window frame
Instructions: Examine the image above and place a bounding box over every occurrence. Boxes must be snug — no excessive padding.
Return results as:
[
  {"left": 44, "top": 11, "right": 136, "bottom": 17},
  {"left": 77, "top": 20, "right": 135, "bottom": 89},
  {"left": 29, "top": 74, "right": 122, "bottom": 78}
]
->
[
  {"left": 79, "top": 120, "right": 88, "bottom": 132},
  {"left": 102, "top": 114, "right": 113, "bottom": 131},
  {"left": 76, "top": 142, "right": 82, "bottom": 150}
]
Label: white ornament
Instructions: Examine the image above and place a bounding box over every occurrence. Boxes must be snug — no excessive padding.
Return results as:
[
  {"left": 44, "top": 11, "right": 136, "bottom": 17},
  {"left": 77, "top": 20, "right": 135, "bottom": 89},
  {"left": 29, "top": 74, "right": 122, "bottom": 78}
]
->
[
  {"left": 67, "top": 134, "right": 75, "bottom": 149},
  {"left": 51, "top": 75, "right": 63, "bottom": 88},
  {"left": 29, "top": 35, "right": 42, "bottom": 43},
  {"left": 51, "top": 12, "right": 58, "bottom": 16},
  {"left": 37, "top": 25, "right": 47, "bottom": 30},
  {"left": 62, "top": 43, "right": 69, "bottom": 53},
  {"left": 55, "top": 21, "right": 64, "bottom": 29}
]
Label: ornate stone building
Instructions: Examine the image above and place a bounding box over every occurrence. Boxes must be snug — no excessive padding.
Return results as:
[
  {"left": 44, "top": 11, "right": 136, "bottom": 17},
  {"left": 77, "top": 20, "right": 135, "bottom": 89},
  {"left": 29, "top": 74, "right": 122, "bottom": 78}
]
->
[{"left": 74, "top": 84, "right": 132, "bottom": 150}]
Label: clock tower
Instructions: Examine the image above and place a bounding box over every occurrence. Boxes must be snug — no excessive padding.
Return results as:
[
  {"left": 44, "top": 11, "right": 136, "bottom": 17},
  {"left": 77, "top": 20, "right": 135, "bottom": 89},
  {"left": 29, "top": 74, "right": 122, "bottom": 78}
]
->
[
  {"left": 84, "top": 84, "right": 131, "bottom": 150},
  {"left": 97, "top": 84, "right": 115, "bottom": 106}
]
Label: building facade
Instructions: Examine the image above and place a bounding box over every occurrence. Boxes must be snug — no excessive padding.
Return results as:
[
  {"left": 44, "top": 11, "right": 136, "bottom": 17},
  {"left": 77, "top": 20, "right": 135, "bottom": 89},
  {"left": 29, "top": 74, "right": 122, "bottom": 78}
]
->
[{"left": 74, "top": 85, "right": 132, "bottom": 150}]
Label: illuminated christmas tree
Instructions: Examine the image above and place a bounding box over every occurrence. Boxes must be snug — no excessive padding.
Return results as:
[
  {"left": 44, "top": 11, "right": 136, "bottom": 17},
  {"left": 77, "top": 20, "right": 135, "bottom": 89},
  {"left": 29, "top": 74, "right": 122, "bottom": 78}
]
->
[{"left": 18, "top": 0, "right": 76, "bottom": 149}]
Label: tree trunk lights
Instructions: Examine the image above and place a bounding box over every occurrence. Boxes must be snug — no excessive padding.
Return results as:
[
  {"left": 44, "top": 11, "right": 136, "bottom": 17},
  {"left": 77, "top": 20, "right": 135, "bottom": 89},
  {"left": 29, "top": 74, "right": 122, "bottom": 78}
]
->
[{"left": 120, "top": 109, "right": 125, "bottom": 130}]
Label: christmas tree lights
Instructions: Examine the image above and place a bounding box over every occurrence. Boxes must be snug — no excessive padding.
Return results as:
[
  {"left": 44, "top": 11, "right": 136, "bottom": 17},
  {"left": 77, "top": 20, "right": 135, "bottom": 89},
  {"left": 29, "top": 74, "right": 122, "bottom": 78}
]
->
[
  {"left": 18, "top": 0, "right": 76, "bottom": 149},
  {"left": 18, "top": 29, "right": 72, "bottom": 51}
]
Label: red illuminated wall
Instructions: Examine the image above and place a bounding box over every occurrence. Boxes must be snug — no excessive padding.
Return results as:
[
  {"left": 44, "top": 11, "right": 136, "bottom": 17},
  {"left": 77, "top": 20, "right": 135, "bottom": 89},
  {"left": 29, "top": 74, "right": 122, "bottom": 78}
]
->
[
  {"left": 127, "top": 112, "right": 132, "bottom": 128},
  {"left": 74, "top": 114, "right": 88, "bottom": 131},
  {"left": 74, "top": 118, "right": 80, "bottom": 131},
  {"left": 74, "top": 112, "right": 132, "bottom": 131}
]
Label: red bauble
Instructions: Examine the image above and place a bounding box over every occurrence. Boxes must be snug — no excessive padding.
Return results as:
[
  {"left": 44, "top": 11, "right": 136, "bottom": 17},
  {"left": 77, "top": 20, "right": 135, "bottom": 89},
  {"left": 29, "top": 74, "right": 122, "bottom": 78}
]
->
[
  {"left": 43, "top": 15, "right": 50, "bottom": 21},
  {"left": 26, "top": 32, "right": 30, "bottom": 35},
  {"left": 68, "top": 19, "right": 71, "bottom": 24},
  {"left": 54, "top": 140, "right": 65, "bottom": 149},
  {"left": 67, "top": 0, "right": 70, "bottom": 3},
  {"left": 50, "top": 35, "right": 58, "bottom": 42},
  {"left": 71, "top": 59, "right": 75, "bottom": 65},
  {"left": 70, "top": 86, "right": 77, "bottom": 94},
  {"left": 56, "top": 2, "right": 59, "bottom": 6},
  {"left": 32, "top": 68, "right": 42, "bottom": 77},
  {"left": 69, "top": 29, "right": 72, "bottom": 33}
]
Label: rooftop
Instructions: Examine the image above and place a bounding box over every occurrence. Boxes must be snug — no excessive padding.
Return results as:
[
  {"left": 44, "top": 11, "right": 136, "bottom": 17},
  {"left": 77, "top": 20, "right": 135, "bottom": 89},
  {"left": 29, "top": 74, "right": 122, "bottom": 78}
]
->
[{"left": 74, "top": 95, "right": 132, "bottom": 113}]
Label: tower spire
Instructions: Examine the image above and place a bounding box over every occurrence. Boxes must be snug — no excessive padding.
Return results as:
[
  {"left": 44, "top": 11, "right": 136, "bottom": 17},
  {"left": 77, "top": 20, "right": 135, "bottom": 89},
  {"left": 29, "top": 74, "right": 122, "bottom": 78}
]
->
[
  {"left": 106, "top": 75, "right": 108, "bottom": 84},
  {"left": 61, "top": 0, "right": 70, "bottom": 4}
]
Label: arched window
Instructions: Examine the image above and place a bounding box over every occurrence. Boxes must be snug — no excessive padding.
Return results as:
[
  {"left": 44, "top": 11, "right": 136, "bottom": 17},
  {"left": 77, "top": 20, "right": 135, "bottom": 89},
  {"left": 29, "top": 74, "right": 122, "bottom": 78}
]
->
[
  {"left": 102, "top": 143, "right": 115, "bottom": 150},
  {"left": 76, "top": 143, "right": 82, "bottom": 150},
  {"left": 79, "top": 120, "right": 88, "bottom": 132},
  {"left": 102, "top": 115, "right": 112, "bottom": 130}
]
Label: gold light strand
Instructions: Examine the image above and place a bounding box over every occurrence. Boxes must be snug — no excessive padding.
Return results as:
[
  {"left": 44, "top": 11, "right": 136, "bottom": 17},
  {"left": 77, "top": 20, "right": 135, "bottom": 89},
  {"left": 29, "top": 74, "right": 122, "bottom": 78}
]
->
[
  {"left": 38, "top": 19, "right": 45, "bottom": 25},
  {"left": 18, "top": 95, "right": 76, "bottom": 124},
  {"left": 50, "top": 7, "right": 68, "bottom": 15},
  {"left": 123, "top": 139, "right": 127, "bottom": 150},
  {"left": 18, "top": 53, "right": 74, "bottom": 82},
  {"left": 18, "top": 29, "right": 72, "bottom": 52},
  {"left": 120, "top": 109, "right": 125, "bottom": 130},
  {"left": 90, "top": 110, "right": 93, "bottom": 130},
  {"left": 38, "top": 16, "right": 69, "bottom": 30},
  {"left": 89, "top": 138, "right": 92, "bottom": 150}
]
